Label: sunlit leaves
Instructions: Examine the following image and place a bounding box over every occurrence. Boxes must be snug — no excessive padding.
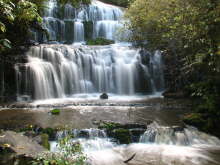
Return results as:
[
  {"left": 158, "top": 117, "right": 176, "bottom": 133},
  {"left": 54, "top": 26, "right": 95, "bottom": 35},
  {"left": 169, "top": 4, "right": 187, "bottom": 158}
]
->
[
  {"left": 0, "top": 0, "right": 44, "bottom": 52},
  {"left": 0, "top": 39, "right": 11, "bottom": 52},
  {"left": 0, "top": 22, "right": 6, "bottom": 32},
  {"left": 16, "top": 0, "right": 42, "bottom": 23}
]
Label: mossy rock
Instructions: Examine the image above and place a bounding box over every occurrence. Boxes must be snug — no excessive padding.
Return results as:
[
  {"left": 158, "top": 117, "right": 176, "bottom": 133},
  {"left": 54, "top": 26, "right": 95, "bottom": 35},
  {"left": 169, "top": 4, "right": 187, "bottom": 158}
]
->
[
  {"left": 50, "top": 109, "right": 61, "bottom": 115},
  {"left": 41, "top": 134, "right": 50, "bottom": 150},
  {"left": 183, "top": 113, "right": 220, "bottom": 138},
  {"left": 183, "top": 113, "right": 206, "bottom": 128},
  {"left": 113, "top": 128, "right": 131, "bottom": 144},
  {"left": 183, "top": 113, "right": 210, "bottom": 133},
  {"left": 86, "top": 38, "right": 114, "bottom": 45},
  {"left": 42, "top": 128, "right": 56, "bottom": 140},
  {"left": 100, "top": 93, "right": 108, "bottom": 99},
  {"left": 98, "top": 122, "right": 121, "bottom": 131}
]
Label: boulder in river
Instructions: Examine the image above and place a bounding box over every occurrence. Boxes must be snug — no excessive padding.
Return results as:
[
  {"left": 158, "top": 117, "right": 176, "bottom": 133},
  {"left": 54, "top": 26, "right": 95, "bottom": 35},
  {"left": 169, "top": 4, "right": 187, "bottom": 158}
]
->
[
  {"left": 97, "top": 120, "right": 151, "bottom": 144},
  {"left": 100, "top": 93, "right": 108, "bottom": 99}
]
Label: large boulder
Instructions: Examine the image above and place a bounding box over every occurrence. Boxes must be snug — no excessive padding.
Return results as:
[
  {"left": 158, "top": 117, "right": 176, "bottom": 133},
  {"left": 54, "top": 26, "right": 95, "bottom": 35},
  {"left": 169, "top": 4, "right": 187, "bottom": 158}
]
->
[
  {"left": 97, "top": 120, "right": 151, "bottom": 144},
  {"left": 0, "top": 131, "right": 46, "bottom": 156},
  {"left": 0, "top": 131, "right": 46, "bottom": 165}
]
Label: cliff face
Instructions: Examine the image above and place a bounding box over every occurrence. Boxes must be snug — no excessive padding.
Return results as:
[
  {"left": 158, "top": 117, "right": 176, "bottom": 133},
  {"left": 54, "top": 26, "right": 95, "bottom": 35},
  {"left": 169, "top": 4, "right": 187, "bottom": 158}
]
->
[
  {"left": 0, "top": 61, "right": 16, "bottom": 102},
  {"left": 0, "top": 49, "right": 28, "bottom": 103}
]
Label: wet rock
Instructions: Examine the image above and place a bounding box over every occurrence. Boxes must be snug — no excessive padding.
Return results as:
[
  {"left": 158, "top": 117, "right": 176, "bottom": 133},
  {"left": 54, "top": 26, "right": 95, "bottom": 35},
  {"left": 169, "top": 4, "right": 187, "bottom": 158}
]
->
[
  {"left": 130, "top": 128, "right": 146, "bottom": 142},
  {"left": 162, "top": 90, "right": 187, "bottom": 99},
  {"left": 92, "top": 119, "right": 100, "bottom": 125},
  {"left": 98, "top": 120, "right": 149, "bottom": 130},
  {"left": 112, "top": 129, "right": 131, "bottom": 144},
  {"left": 123, "top": 123, "right": 148, "bottom": 129},
  {"left": 0, "top": 153, "right": 35, "bottom": 165},
  {"left": 27, "top": 40, "right": 39, "bottom": 46},
  {"left": 172, "top": 126, "right": 185, "bottom": 132},
  {"left": 21, "top": 126, "right": 57, "bottom": 141},
  {"left": 98, "top": 120, "right": 149, "bottom": 144},
  {"left": 0, "top": 144, "right": 15, "bottom": 154},
  {"left": 100, "top": 93, "right": 108, "bottom": 99},
  {"left": 0, "top": 131, "right": 46, "bottom": 157},
  {"left": 42, "top": 128, "right": 57, "bottom": 140},
  {"left": 78, "top": 130, "right": 90, "bottom": 138},
  {"left": 23, "top": 131, "right": 36, "bottom": 138}
]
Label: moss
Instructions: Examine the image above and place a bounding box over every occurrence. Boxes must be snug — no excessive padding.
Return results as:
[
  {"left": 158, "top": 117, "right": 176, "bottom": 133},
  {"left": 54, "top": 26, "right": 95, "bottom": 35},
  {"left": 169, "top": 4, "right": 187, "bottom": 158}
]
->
[
  {"left": 42, "top": 128, "right": 56, "bottom": 140},
  {"left": 183, "top": 113, "right": 206, "bottom": 128},
  {"left": 19, "top": 125, "right": 34, "bottom": 132},
  {"left": 98, "top": 122, "right": 121, "bottom": 130},
  {"left": 183, "top": 112, "right": 220, "bottom": 138},
  {"left": 50, "top": 109, "right": 61, "bottom": 115},
  {"left": 41, "top": 134, "right": 50, "bottom": 150},
  {"left": 86, "top": 38, "right": 114, "bottom": 45},
  {"left": 113, "top": 129, "right": 131, "bottom": 144}
]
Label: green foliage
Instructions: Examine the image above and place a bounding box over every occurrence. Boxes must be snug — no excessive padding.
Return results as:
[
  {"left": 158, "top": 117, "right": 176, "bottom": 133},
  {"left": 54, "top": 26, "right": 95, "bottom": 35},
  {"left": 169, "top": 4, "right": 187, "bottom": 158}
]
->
[
  {"left": 183, "top": 113, "right": 206, "bottom": 129},
  {"left": 87, "top": 38, "right": 114, "bottom": 45},
  {"left": 16, "top": 1, "right": 42, "bottom": 23},
  {"left": 125, "top": 0, "right": 220, "bottom": 136},
  {"left": 57, "top": 0, "right": 91, "bottom": 8},
  {"left": 50, "top": 109, "right": 61, "bottom": 115},
  {"left": 0, "top": 0, "right": 43, "bottom": 52},
  {"left": 32, "top": 135, "right": 87, "bottom": 165},
  {"left": 99, "top": 0, "right": 131, "bottom": 7},
  {"left": 0, "top": 39, "right": 11, "bottom": 51},
  {"left": 98, "top": 122, "right": 121, "bottom": 130},
  {"left": 42, "top": 128, "right": 56, "bottom": 140}
]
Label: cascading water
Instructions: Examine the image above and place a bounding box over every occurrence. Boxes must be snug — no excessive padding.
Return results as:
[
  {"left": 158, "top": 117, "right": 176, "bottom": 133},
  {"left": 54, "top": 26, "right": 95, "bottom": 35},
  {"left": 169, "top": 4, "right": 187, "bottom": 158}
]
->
[
  {"left": 140, "top": 122, "right": 220, "bottom": 146},
  {"left": 16, "top": 0, "right": 164, "bottom": 101},
  {"left": 16, "top": 45, "right": 163, "bottom": 100},
  {"left": 15, "top": 0, "right": 164, "bottom": 101},
  {"left": 32, "top": 0, "right": 123, "bottom": 43},
  {"left": 50, "top": 125, "right": 220, "bottom": 165}
]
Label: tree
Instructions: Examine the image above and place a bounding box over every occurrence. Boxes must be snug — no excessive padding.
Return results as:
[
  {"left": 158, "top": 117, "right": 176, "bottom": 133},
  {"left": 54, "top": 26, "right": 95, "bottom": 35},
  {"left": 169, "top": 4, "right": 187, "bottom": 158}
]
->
[
  {"left": 125, "top": 0, "right": 220, "bottom": 136},
  {"left": 0, "top": 0, "right": 43, "bottom": 52}
]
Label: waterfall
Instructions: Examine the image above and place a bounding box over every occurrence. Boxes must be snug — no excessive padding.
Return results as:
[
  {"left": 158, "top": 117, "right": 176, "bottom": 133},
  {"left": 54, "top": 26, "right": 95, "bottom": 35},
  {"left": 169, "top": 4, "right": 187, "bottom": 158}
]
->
[
  {"left": 16, "top": 45, "right": 163, "bottom": 100},
  {"left": 16, "top": 0, "right": 165, "bottom": 100},
  {"left": 33, "top": 0, "right": 124, "bottom": 43}
]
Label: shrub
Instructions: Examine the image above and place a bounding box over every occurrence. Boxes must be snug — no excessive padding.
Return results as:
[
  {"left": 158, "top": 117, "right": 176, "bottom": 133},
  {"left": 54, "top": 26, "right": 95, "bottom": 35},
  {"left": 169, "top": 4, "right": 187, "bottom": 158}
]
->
[{"left": 32, "top": 135, "right": 87, "bottom": 165}]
